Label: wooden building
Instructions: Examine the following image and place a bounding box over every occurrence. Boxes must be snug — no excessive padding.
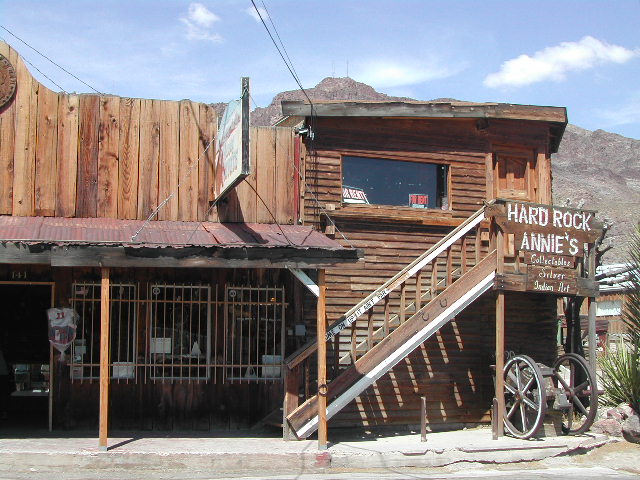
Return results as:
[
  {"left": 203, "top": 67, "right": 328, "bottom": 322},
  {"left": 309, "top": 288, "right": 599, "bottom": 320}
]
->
[{"left": 0, "top": 41, "right": 602, "bottom": 444}]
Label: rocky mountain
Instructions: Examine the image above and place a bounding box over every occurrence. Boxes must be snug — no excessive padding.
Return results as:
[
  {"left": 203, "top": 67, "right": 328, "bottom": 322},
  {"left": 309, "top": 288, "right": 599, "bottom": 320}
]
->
[{"left": 249, "top": 77, "right": 639, "bottom": 263}]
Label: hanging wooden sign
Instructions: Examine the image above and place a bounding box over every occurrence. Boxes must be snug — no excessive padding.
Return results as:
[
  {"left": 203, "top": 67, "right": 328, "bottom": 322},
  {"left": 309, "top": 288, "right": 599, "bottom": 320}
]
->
[
  {"left": 523, "top": 252, "right": 576, "bottom": 269},
  {"left": 526, "top": 266, "right": 579, "bottom": 295}
]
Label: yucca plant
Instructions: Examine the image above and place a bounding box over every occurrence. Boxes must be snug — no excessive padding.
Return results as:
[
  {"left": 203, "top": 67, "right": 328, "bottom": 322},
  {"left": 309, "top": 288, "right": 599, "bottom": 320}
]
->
[
  {"left": 598, "top": 225, "right": 640, "bottom": 413},
  {"left": 599, "top": 343, "right": 640, "bottom": 412}
]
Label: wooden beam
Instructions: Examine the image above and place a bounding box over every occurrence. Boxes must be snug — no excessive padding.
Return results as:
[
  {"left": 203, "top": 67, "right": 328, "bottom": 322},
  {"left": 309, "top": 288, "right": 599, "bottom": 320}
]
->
[
  {"left": 317, "top": 269, "right": 328, "bottom": 450},
  {"left": 98, "top": 267, "right": 110, "bottom": 450},
  {"left": 494, "top": 229, "right": 505, "bottom": 439},
  {"left": 288, "top": 268, "right": 319, "bottom": 297}
]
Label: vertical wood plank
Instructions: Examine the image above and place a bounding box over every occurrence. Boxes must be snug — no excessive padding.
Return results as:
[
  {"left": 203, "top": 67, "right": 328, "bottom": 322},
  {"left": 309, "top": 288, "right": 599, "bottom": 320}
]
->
[
  {"left": 0, "top": 43, "right": 16, "bottom": 214},
  {"left": 446, "top": 246, "right": 453, "bottom": 286},
  {"left": 198, "top": 103, "right": 216, "bottom": 220},
  {"left": 158, "top": 100, "right": 179, "bottom": 220},
  {"left": 485, "top": 152, "right": 494, "bottom": 201},
  {"left": 316, "top": 269, "right": 328, "bottom": 450},
  {"left": 118, "top": 97, "right": 141, "bottom": 219},
  {"left": 494, "top": 228, "right": 505, "bottom": 438},
  {"left": 55, "top": 94, "right": 79, "bottom": 217},
  {"left": 178, "top": 99, "right": 199, "bottom": 221},
  {"left": 384, "top": 296, "right": 390, "bottom": 336},
  {"left": 99, "top": 267, "right": 111, "bottom": 450},
  {"left": 234, "top": 126, "right": 257, "bottom": 222},
  {"left": 367, "top": 307, "right": 374, "bottom": 350},
  {"left": 12, "top": 51, "right": 38, "bottom": 216},
  {"left": 256, "top": 127, "right": 276, "bottom": 223},
  {"left": 34, "top": 85, "right": 59, "bottom": 216},
  {"left": 400, "top": 281, "right": 406, "bottom": 323},
  {"left": 275, "top": 127, "right": 295, "bottom": 224},
  {"left": 461, "top": 234, "right": 468, "bottom": 274},
  {"left": 97, "top": 96, "right": 120, "bottom": 218},
  {"left": 415, "top": 269, "right": 422, "bottom": 311},
  {"left": 137, "top": 99, "right": 160, "bottom": 220},
  {"left": 283, "top": 365, "right": 300, "bottom": 440},
  {"left": 77, "top": 95, "right": 100, "bottom": 217},
  {"left": 537, "top": 151, "right": 551, "bottom": 204}
]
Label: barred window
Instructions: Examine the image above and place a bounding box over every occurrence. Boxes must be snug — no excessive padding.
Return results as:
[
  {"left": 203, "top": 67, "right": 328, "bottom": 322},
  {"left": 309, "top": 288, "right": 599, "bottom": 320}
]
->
[
  {"left": 225, "top": 286, "right": 285, "bottom": 383},
  {"left": 70, "top": 283, "right": 137, "bottom": 381},
  {"left": 146, "top": 284, "right": 211, "bottom": 381}
]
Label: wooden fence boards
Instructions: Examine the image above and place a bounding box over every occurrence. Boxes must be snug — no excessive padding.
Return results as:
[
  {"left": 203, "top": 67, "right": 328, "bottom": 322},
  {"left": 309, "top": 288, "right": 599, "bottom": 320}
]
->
[
  {"left": 198, "top": 103, "right": 216, "bottom": 220},
  {"left": 0, "top": 43, "right": 297, "bottom": 225},
  {"left": 178, "top": 99, "right": 199, "bottom": 221},
  {"left": 137, "top": 98, "right": 161, "bottom": 220},
  {"left": 97, "top": 96, "right": 120, "bottom": 218},
  {"left": 12, "top": 47, "right": 37, "bottom": 216},
  {"left": 158, "top": 100, "right": 179, "bottom": 221},
  {"left": 77, "top": 95, "right": 100, "bottom": 217},
  {"left": 34, "top": 85, "right": 59, "bottom": 216},
  {"left": 0, "top": 43, "right": 16, "bottom": 214},
  {"left": 118, "top": 97, "right": 140, "bottom": 219},
  {"left": 56, "top": 94, "right": 79, "bottom": 217}
]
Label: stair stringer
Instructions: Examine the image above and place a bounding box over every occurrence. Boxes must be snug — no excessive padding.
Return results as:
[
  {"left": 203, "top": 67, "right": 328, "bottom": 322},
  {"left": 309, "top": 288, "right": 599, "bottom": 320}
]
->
[{"left": 290, "top": 251, "right": 497, "bottom": 439}]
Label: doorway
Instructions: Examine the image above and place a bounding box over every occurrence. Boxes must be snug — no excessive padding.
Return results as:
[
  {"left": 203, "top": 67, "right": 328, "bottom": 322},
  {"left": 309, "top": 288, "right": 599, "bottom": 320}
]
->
[{"left": 0, "top": 283, "right": 54, "bottom": 431}]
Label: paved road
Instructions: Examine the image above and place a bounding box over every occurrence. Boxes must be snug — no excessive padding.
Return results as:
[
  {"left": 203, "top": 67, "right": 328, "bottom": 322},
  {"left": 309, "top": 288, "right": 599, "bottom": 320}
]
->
[{"left": 1, "top": 466, "right": 637, "bottom": 480}]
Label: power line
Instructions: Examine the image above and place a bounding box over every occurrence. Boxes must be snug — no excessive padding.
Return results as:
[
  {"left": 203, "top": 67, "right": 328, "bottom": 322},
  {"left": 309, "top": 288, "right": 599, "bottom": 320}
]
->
[
  {"left": 0, "top": 24, "right": 103, "bottom": 95},
  {"left": 250, "top": 1, "right": 352, "bottom": 248}
]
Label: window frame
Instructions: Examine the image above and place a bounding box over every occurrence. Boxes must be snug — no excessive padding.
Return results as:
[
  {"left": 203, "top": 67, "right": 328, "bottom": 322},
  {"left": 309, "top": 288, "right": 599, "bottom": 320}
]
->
[{"left": 339, "top": 153, "right": 451, "bottom": 213}]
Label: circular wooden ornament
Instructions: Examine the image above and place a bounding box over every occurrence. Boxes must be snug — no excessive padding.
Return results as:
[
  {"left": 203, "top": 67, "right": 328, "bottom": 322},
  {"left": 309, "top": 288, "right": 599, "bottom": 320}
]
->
[{"left": 0, "top": 53, "right": 18, "bottom": 108}]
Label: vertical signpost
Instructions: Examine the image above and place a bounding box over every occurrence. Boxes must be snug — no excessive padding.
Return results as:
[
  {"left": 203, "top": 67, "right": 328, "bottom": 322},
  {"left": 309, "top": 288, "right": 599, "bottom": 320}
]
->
[{"left": 214, "top": 77, "right": 251, "bottom": 202}]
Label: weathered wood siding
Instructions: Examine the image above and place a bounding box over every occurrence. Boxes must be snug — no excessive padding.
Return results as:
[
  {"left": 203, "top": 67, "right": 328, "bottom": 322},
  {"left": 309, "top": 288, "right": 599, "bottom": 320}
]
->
[
  {"left": 301, "top": 116, "right": 558, "bottom": 429},
  {"left": 0, "top": 42, "right": 296, "bottom": 224}
]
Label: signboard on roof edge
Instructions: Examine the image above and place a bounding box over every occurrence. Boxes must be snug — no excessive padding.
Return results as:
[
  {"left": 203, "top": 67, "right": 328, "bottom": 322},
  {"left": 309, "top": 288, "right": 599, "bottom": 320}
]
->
[{"left": 214, "top": 77, "right": 250, "bottom": 202}]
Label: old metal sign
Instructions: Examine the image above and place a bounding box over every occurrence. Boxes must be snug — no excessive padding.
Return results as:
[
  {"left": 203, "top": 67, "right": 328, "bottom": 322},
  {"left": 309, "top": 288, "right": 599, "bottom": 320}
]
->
[{"left": 526, "top": 266, "right": 579, "bottom": 295}]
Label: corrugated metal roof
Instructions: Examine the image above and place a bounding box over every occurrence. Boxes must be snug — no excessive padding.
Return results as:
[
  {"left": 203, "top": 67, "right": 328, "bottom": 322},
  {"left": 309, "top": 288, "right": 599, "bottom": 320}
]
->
[{"left": 0, "top": 216, "right": 347, "bottom": 251}]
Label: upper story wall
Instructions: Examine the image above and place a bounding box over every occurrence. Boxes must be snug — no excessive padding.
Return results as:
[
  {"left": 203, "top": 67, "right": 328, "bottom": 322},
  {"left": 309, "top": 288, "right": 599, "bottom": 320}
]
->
[
  {"left": 300, "top": 114, "right": 558, "bottom": 230},
  {"left": 0, "top": 42, "right": 296, "bottom": 224}
]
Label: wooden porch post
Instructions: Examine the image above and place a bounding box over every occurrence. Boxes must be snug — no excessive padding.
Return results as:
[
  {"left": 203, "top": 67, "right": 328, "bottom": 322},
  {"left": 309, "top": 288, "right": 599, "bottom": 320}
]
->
[
  {"left": 587, "top": 246, "right": 597, "bottom": 369},
  {"left": 494, "top": 228, "right": 505, "bottom": 439},
  {"left": 99, "top": 267, "right": 110, "bottom": 451},
  {"left": 317, "top": 269, "right": 328, "bottom": 450}
]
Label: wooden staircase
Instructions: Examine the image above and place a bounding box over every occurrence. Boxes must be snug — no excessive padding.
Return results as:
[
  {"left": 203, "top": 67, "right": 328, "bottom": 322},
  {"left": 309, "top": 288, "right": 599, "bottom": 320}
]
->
[{"left": 284, "top": 206, "right": 497, "bottom": 439}]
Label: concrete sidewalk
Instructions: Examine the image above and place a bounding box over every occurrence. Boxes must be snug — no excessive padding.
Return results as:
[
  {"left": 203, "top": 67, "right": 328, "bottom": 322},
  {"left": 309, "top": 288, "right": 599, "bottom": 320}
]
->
[{"left": 0, "top": 427, "right": 611, "bottom": 478}]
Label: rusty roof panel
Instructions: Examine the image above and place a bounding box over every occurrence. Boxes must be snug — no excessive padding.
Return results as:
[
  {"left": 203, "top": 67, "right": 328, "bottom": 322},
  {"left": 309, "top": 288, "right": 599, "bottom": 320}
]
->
[{"left": 0, "top": 216, "right": 348, "bottom": 251}]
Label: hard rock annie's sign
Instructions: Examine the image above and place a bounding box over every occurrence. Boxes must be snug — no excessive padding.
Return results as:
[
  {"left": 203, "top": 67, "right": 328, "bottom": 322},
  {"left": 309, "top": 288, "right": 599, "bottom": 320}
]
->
[{"left": 491, "top": 200, "right": 602, "bottom": 296}]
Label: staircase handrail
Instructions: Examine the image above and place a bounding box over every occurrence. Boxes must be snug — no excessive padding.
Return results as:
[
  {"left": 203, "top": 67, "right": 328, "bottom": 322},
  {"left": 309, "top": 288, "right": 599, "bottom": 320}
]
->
[{"left": 285, "top": 203, "right": 490, "bottom": 370}]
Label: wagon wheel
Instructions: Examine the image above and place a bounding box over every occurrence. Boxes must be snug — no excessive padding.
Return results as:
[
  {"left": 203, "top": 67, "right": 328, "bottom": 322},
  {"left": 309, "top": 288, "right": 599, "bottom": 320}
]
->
[
  {"left": 552, "top": 353, "right": 598, "bottom": 435},
  {"left": 503, "top": 355, "right": 546, "bottom": 439}
]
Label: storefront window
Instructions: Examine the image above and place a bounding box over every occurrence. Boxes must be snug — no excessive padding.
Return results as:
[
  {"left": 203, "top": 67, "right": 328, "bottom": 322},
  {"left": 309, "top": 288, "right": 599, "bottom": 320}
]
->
[{"left": 342, "top": 156, "right": 448, "bottom": 209}]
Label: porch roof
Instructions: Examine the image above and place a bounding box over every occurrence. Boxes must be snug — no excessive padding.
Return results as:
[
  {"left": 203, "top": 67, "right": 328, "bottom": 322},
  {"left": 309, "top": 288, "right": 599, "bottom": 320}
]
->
[{"left": 0, "top": 216, "right": 361, "bottom": 268}]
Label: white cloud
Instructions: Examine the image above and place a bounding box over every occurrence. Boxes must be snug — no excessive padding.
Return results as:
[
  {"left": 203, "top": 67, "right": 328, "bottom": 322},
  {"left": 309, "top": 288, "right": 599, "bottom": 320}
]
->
[
  {"left": 485, "top": 36, "right": 638, "bottom": 88},
  {"left": 246, "top": 6, "right": 268, "bottom": 23},
  {"left": 352, "top": 59, "right": 462, "bottom": 88},
  {"left": 181, "top": 3, "right": 222, "bottom": 43}
]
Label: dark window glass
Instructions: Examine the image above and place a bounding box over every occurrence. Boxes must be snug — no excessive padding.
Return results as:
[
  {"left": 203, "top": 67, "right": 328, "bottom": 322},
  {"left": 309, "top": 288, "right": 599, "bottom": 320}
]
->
[{"left": 342, "top": 156, "right": 448, "bottom": 209}]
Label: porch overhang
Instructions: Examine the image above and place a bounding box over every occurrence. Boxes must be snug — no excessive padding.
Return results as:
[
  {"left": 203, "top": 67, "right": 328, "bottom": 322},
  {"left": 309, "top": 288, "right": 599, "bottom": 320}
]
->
[{"left": 0, "top": 216, "right": 362, "bottom": 268}]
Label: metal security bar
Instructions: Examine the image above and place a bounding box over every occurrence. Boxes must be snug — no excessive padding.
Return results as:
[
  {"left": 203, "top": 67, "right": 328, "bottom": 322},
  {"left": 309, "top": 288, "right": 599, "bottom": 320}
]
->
[
  {"left": 146, "top": 284, "right": 211, "bottom": 382},
  {"left": 225, "top": 286, "right": 285, "bottom": 383},
  {"left": 70, "top": 283, "right": 137, "bottom": 382}
]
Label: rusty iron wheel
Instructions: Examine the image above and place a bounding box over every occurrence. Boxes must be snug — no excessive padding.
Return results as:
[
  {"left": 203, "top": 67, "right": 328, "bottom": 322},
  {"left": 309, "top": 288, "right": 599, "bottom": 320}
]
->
[
  {"left": 552, "top": 353, "right": 598, "bottom": 435},
  {"left": 503, "top": 354, "right": 546, "bottom": 439}
]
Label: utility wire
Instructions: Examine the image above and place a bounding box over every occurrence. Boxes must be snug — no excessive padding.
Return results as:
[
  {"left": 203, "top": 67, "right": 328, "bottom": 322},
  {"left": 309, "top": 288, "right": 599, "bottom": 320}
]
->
[
  {"left": 0, "top": 24, "right": 103, "bottom": 95},
  {"left": 4, "top": 40, "right": 68, "bottom": 93},
  {"left": 250, "top": 1, "right": 352, "bottom": 248}
]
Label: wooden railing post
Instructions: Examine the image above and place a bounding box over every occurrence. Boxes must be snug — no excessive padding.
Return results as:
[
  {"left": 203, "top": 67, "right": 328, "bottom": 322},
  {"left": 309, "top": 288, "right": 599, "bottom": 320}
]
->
[
  {"left": 493, "top": 225, "right": 505, "bottom": 439},
  {"left": 317, "top": 269, "right": 328, "bottom": 450},
  {"left": 99, "top": 267, "right": 110, "bottom": 451},
  {"left": 283, "top": 364, "right": 301, "bottom": 440}
]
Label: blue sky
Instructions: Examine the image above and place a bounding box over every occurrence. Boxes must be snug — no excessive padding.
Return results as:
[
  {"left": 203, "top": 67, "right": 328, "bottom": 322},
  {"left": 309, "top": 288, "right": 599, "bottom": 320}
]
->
[{"left": 1, "top": 0, "right": 639, "bottom": 138}]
